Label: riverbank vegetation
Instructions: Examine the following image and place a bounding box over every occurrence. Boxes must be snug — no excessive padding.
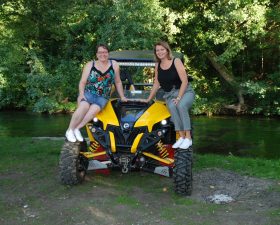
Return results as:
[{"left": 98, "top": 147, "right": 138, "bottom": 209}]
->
[{"left": 0, "top": 0, "right": 279, "bottom": 115}]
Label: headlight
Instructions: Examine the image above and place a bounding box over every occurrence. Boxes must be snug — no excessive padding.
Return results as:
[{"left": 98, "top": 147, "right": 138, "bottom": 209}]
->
[
  {"left": 152, "top": 118, "right": 170, "bottom": 131},
  {"left": 92, "top": 117, "right": 103, "bottom": 129},
  {"left": 161, "top": 119, "right": 167, "bottom": 125}
]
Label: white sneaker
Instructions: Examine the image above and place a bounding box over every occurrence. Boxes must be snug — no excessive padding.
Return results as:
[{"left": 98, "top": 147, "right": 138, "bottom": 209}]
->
[
  {"left": 179, "top": 138, "right": 192, "bottom": 149},
  {"left": 65, "top": 129, "right": 76, "bottom": 142},
  {"left": 172, "top": 137, "right": 185, "bottom": 148},
  {"left": 74, "top": 129, "right": 84, "bottom": 142}
]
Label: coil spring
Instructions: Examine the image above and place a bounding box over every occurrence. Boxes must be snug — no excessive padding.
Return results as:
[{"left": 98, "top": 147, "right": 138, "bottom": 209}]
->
[
  {"left": 156, "top": 141, "right": 169, "bottom": 158},
  {"left": 89, "top": 140, "right": 100, "bottom": 152}
]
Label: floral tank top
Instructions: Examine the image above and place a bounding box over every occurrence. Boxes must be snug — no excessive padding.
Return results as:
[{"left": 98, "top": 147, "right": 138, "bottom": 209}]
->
[{"left": 85, "top": 61, "right": 115, "bottom": 99}]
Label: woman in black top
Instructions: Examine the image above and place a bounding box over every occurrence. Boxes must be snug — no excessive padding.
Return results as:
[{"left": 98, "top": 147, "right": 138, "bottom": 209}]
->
[{"left": 145, "top": 41, "right": 195, "bottom": 149}]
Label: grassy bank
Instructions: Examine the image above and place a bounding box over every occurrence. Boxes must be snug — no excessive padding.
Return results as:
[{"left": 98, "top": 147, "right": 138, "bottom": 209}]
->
[
  {"left": 195, "top": 154, "right": 280, "bottom": 180},
  {"left": 0, "top": 137, "right": 279, "bottom": 225},
  {"left": 1, "top": 137, "right": 279, "bottom": 179}
]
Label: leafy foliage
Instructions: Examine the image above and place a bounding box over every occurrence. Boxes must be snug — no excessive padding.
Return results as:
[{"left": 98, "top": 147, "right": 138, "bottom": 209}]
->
[
  {"left": 0, "top": 0, "right": 166, "bottom": 113},
  {"left": 0, "top": 0, "right": 279, "bottom": 115},
  {"left": 160, "top": 0, "right": 279, "bottom": 115}
]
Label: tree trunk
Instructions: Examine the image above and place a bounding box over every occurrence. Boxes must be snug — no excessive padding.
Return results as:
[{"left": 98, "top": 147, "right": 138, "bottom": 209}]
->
[{"left": 206, "top": 51, "right": 246, "bottom": 113}]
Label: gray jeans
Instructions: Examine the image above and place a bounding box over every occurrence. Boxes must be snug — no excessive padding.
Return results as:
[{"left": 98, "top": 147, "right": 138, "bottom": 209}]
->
[{"left": 163, "top": 85, "right": 195, "bottom": 131}]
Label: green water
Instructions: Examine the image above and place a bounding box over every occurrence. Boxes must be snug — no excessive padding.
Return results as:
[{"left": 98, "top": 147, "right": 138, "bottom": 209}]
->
[
  {"left": 0, "top": 111, "right": 279, "bottom": 159},
  {"left": 192, "top": 116, "right": 280, "bottom": 159},
  {"left": 0, "top": 111, "right": 70, "bottom": 137}
]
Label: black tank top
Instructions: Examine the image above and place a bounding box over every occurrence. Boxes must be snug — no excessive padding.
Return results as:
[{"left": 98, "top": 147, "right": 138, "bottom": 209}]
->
[{"left": 158, "top": 58, "right": 181, "bottom": 92}]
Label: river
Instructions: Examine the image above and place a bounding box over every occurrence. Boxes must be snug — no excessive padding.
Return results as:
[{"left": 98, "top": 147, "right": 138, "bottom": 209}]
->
[{"left": 0, "top": 111, "right": 279, "bottom": 159}]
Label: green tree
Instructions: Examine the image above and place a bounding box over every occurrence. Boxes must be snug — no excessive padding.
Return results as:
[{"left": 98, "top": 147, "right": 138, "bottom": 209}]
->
[
  {"left": 94, "top": 0, "right": 165, "bottom": 50},
  {"left": 0, "top": 0, "right": 168, "bottom": 112},
  {"left": 0, "top": 0, "right": 74, "bottom": 111},
  {"left": 161, "top": 0, "right": 272, "bottom": 114}
]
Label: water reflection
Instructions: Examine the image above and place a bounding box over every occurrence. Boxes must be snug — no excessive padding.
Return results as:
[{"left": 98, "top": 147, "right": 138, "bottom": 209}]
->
[
  {"left": 192, "top": 116, "right": 280, "bottom": 159},
  {"left": 0, "top": 111, "right": 70, "bottom": 137},
  {"left": 0, "top": 111, "right": 279, "bottom": 159}
]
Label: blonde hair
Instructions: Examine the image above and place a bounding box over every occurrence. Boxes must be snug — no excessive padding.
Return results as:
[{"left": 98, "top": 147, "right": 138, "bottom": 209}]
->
[{"left": 153, "top": 41, "right": 173, "bottom": 62}]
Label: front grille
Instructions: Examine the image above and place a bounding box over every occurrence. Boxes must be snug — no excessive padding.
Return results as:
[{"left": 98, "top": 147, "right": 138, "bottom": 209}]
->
[{"left": 107, "top": 125, "right": 147, "bottom": 146}]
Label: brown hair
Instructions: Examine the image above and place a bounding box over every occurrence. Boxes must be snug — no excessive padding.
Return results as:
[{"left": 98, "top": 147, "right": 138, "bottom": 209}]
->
[
  {"left": 96, "top": 44, "right": 109, "bottom": 53},
  {"left": 153, "top": 41, "right": 173, "bottom": 62}
]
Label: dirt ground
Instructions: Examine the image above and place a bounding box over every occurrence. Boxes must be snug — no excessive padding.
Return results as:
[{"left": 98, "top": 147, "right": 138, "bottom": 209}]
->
[
  {"left": 1, "top": 166, "right": 280, "bottom": 225},
  {"left": 191, "top": 168, "right": 280, "bottom": 224}
]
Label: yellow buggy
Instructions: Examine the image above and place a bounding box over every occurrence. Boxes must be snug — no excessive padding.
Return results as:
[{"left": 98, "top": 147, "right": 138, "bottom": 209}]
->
[{"left": 59, "top": 50, "right": 193, "bottom": 195}]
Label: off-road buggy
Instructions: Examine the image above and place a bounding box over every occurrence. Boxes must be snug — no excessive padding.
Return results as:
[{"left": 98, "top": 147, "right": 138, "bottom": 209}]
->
[{"left": 59, "top": 50, "right": 193, "bottom": 195}]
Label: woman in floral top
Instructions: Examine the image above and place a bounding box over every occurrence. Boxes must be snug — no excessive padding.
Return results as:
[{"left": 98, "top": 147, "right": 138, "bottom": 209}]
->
[{"left": 65, "top": 44, "right": 127, "bottom": 142}]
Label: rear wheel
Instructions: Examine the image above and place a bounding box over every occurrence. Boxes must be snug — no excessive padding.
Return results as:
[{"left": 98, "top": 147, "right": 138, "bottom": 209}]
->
[
  {"left": 59, "top": 141, "right": 88, "bottom": 185},
  {"left": 173, "top": 147, "right": 193, "bottom": 195}
]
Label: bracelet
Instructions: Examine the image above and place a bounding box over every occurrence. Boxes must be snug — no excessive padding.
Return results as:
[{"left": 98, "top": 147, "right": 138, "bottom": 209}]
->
[{"left": 176, "top": 96, "right": 181, "bottom": 101}]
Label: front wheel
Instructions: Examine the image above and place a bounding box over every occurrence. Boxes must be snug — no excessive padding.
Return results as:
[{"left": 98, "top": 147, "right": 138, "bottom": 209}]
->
[
  {"left": 173, "top": 147, "right": 193, "bottom": 195},
  {"left": 59, "top": 141, "right": 88, "bottom": 185}
]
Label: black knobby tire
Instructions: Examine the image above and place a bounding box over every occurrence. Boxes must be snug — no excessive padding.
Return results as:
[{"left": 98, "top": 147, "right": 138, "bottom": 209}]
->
[
  {"left": 59, "top": 141, "right": 88, "bottom": 185},
  {"left": 173, "top": 147, "right": 193, "bottom": 195}
]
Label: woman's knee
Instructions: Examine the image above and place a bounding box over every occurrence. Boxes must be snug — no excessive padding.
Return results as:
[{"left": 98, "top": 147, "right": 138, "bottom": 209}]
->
[
  {"left": 88, "top": 104, "right": 101, "bottom": 115},
  {"left": 178, "top": 96, "right": 194, "bottom": 110},
  {"left": 177, "top": 102, "right": 190, "bottom": 111}
]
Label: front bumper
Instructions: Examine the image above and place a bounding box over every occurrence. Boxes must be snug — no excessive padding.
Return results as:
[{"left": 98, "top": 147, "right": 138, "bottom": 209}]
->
[{"left": 88, "top": 124, "right": 169, "bottom": 154}]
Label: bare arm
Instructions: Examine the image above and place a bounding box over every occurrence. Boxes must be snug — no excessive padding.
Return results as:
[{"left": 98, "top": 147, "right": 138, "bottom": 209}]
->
[
  {"left": 113, "top": 60, "right": 127, "bottom": 101},
  {"left": 77, "top": 61, "right": 92, "bottom": 104},
  {"left": 146, "top": 64, "right": 161, "bottom": 102},
  {"left": 173, "top": 58, "right": 188, "bottom": 105}
]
